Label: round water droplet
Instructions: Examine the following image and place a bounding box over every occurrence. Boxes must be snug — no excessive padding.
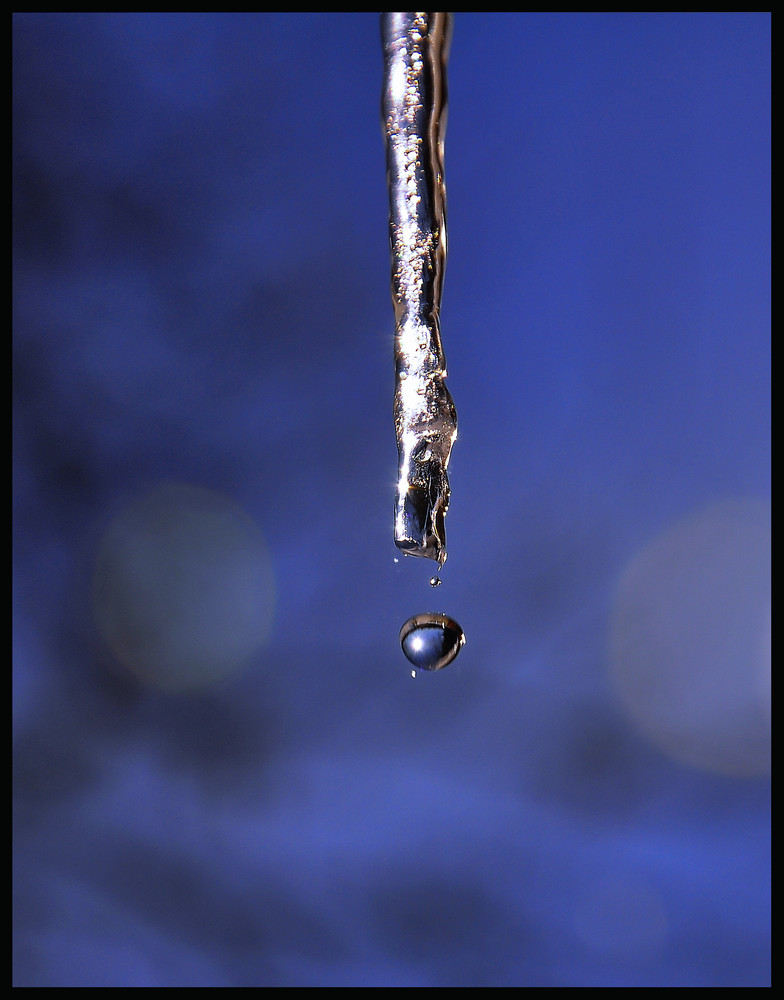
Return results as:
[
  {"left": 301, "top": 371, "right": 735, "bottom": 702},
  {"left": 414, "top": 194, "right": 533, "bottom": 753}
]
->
[
  {"left": 400, "top": 612, "right": 465, "bottom": 672},
  {"left": 429, "top": 575, "right": 441, "bottom": 587}
]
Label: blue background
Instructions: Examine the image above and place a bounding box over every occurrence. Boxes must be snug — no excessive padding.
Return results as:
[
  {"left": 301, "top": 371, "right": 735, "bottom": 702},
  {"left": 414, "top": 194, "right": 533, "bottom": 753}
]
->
[{"left": 13, "top": 13, "right": 770, "bottom": 988}]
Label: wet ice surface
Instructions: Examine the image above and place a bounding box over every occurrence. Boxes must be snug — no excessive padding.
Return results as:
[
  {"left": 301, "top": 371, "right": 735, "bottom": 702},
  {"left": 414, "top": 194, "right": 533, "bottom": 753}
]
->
[{"left": 13, "top": 12, "right": 770, "bottom": 988}]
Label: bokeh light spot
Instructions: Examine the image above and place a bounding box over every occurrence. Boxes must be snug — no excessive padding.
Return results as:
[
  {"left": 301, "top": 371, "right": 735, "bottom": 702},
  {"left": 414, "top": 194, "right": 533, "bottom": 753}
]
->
[
  {"left": 610, "top": 498, "right": 770, "bottom": 776},
  {"left": 574, "top": 875, "right": 668, "bottom": 960},
  {"left": 93, "top": 482, "right": 275, "bottom": 692}
]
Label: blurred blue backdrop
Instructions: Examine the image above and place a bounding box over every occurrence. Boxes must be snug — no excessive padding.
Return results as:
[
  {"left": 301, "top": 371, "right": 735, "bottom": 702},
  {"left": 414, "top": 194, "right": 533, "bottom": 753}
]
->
[{"left": 13, "top": 12, "right": 770, "bottom": 987}]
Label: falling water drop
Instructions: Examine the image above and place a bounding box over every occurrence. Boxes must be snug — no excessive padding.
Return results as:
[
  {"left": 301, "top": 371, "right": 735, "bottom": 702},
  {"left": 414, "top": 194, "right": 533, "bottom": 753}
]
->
[
  {"left": 400, "top": 612, "right": 465, "bottom": 672},
  {"left": 429, "top": 575, "right": 442, "bottom": 587}
]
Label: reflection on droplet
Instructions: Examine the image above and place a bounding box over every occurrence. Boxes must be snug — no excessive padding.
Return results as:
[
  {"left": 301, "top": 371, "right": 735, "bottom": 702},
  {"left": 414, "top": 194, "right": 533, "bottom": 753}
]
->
[
  {"left": 93, "top": 482, "right": 275, "bottom": 692},
  {"left": 400, "top": 612, "right": 465, "bottom": 672},
  {"left": 429, "top": 575, "right": 442, "bottom": 588},
  {"left": 610, "top": 498, "right": 770, "bottom": 776}
]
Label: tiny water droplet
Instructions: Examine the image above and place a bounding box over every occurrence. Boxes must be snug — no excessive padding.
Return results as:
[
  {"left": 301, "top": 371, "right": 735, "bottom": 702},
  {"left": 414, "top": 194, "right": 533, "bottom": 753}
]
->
[
  {"left": 400, "top": 612, "right": 465, "bottom": 672},
  {"left": 429, "top": 575, "right": 441, "bottom": 587}
]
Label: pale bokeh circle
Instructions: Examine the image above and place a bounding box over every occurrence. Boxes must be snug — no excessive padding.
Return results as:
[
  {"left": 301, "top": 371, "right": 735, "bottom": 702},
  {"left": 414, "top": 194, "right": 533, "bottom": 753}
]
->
[
  {"left": 610, "top": 498, "right": 770, "bottom": 776},
  {"left": 93, "top": 483, "right": 275, "bottom": 691},
  {"left": 573, "top": 874, "right": 668, "bottom": 960}
]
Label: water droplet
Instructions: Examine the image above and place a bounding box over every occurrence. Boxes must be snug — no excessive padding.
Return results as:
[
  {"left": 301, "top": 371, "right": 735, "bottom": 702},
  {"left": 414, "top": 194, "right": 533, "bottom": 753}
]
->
[
  {"left": 429, "top": 575, "right": 441, "bottom": 587},
  {"left": 400, "top": 612, "right": 465, "bottom": 672}
]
